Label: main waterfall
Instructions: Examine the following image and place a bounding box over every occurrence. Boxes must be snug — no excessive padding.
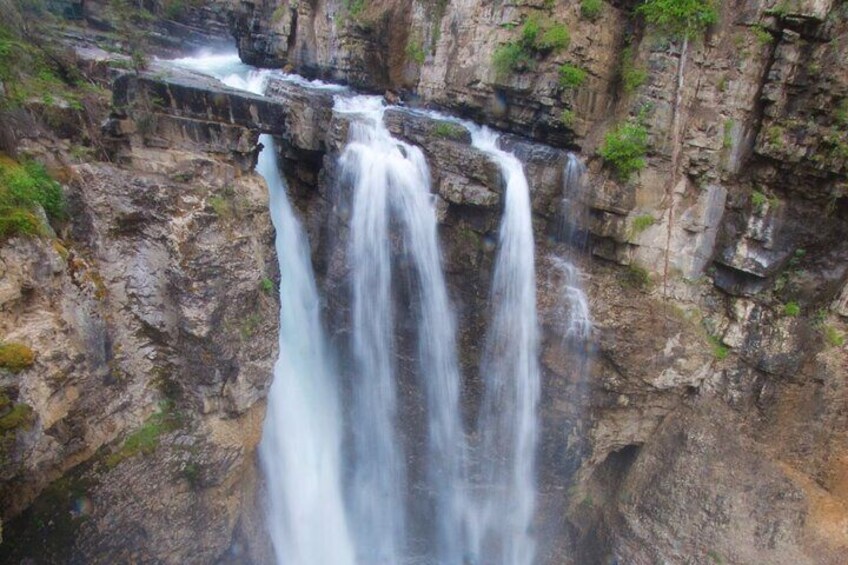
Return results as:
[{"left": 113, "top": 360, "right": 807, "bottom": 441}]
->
[
  {"left": 169, "top": 53, "right": 551, "bottom": 565},
  {"left": 336, "top": 96, "right": 467, "bottom": 564}
]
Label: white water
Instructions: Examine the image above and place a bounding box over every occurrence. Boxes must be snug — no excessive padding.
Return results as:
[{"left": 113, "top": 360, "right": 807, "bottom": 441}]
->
[
  {"left": 467, "top": 128, "right": 541, "bottom": 565},
  {"left": 336, "top": 95, "right": 467, "bottom": 564},
  {"left": 169, "top": 53, "right": 550, "bottom": 565},
  {"left": 171, "top": 54, "right": 356, "bottom": 565}
]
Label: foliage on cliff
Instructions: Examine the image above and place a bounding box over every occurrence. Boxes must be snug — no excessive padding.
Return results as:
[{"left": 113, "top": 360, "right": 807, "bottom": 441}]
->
[
  {"left": 637, "top": 0, "right": 718, "bottom": 40},
  {"left": 0, "top": 156, "right": 65, "bottom": 239}
]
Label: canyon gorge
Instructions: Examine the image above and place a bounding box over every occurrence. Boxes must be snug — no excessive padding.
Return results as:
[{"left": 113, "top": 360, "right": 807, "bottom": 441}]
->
[{"left": 0, "top": 0, "right": 847, "bottom": 563}]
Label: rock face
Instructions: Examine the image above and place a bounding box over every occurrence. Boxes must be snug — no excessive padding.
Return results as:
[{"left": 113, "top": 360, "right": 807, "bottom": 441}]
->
[
  {"left": 2, "top": 1, "right": 848, "bottom": 563},
  {"left": 0, "top": 51, "right": 277, "bottom": 563}
]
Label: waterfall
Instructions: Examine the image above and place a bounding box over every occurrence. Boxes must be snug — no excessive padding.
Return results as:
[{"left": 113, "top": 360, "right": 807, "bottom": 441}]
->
[
  {"left": 552, "top": 153, "right": 593, "bottom": 437},
  {"left": 170, "top": 54, "right": 356, "bottom": 565},
  {"left": 467, "top": 127, "right": 541, "bottom": 565},
  {"left": 335, "top": 96, "right": 467, "bottom": 564}
]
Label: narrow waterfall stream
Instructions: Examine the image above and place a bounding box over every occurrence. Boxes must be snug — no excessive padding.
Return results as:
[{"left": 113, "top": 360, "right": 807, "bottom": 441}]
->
[
  {"left": 466, "top": 128, "right": 541, "bottom": 565},
  {"left": 169, "top": 53, "right": 556, "bottom": 565},
  {"left": 335, "top": 96, "right": 467, "bottom": 564}
]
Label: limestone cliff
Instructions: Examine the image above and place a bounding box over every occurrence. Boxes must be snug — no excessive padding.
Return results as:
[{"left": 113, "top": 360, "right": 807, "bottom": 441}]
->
[{"left": 0, "top": 1, "right": 846, "bottom": 564}]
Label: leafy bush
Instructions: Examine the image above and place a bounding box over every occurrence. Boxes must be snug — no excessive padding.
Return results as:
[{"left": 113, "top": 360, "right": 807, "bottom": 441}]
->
[
  {"left": 0, "top": 342, "right": 35, "bottom": 372},
  {"left": 493, "top": 42, "right": 531, "bottom": 77},
  {"left": 559, "top": 64, "right": 587, "bottom": 88},
  {"left": 751, "top": 24, "right": 773, "bottom": 45},
  {"left": 623, "top": 264, "right": 652, "bottom": 289},
  {"left": 580, "top": 0, "right": 603, "bottom": 21},
  {"left": 537, "top": 23, "right": 570, "bottom": 51},
  {"left": 560, "top": 109, "right": 576, "bottom": 127},
  {"left": 492, "top": 15, "right": 570, "bottom": 78},
  {"left": 637, "top": 0, "right": 718, "bottom": 40},
  {"left": 599, "top": 121, "right": 649, "bottom": 181},
  {"left": 783, "top": 301, "right": 800, "bottom": 317},
  {"left": 751, "top": 190, "right": 767, "bottom": 212}
]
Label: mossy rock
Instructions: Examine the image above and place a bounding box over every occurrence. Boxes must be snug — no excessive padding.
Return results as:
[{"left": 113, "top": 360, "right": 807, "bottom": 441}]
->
[{"left": 0, "top": 342, "right": 35, "bottom": 372}]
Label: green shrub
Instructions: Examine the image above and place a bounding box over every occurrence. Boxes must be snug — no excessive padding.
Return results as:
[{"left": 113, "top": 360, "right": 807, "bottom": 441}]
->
[
  {"left": 559, "top": 64, "right": 587, "bottom": 88},
  {"left": 493, "top": 42, "right": 531, "bottom": 77},
  {"left": 823, "top": 325, "right": 845, "bottom": 347},
  {"left": 637, "top": 0, "right": 718, "bottom": 40},
  {"left": 492, "top": 15, "right": 570, "bottom": 78},
  {"left": 260, "top": 277, "right": 275, "bottom": 295},
  {"left": 0, "top": 342, "right": 35, "bottom": 372},
  {"left": 751, "top": 190, "right": 767, "bottom": 213},
  {"left": 631, "top": 214, "right": 656, "bottom": 235},
  {"left": 406, "top": 40, "right": 426, "bottom": 65},
  {"left": 751, "top": 24, "right": 773, "bottom": 45},
  {"left": 0, "top": 156, "right": 65, "bottom": 239},
  {"left": 433, "top": 121, "right": 467, "bottom": 140},
  {"left": 580, "top": 0, "right": 603, "bottom": 21},
  {"left": 708, "top": 334, "right": 729, "bottom": 360},
  {"left": 599, "top": 120, "right": 649, "bottom": 181},
  {"left": 783, "top": 301, "right": 800, "bottom": 317},
  {"left": 560, "top": 109, "right": 576, "bottom": 127},
  {"left": 537, "top": 23, "right": 570, "bottom": 51}
]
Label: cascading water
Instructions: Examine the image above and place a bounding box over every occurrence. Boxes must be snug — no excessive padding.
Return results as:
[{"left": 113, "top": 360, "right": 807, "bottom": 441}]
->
[
  {"left": 335, "top": 96, "right": 467, "bottom": 564},
  {"left": 170, "top": 53, "right": 550, "bottom": 565},
  {"left": 467, "top": 128, "right": 541, "bottom": 565},
  {"left": 170, "top": 55, "right": 356, "bottom": 564},
  {"left": 555, "top": 154, "right": 593, "bottom": 346}
]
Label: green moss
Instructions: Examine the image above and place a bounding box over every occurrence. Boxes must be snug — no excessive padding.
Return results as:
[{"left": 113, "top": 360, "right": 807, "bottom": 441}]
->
[
  {"left": 823, "top": 325, "right": 845, "bottom": 347},
  {"left": 630, "top": 214, "right": 656, "bottom": 235},
  {"left": 558, "top": 64, "right": 587, "bottom": 89},
  {"left": 599, "top": 120, "right": 649, "bottom": 181},
  {"left": 103, "top": 404, "right": 180, "bottom": 469},
  {"left": 638, "top": 0, "right": 718, "bottom": 40},
  {"left": 708, "top": 334, "right": 729, "bottom": 360},
  {"left": 0, "top": 342, "right": 35, "bottom": 372},
  {"left": 751, "top": 190, "right": 768, "bottom": 213},
  {"left": 240, "top": 313, "right": 262, "bottom": 339},
  {"left": 723, "top": 119, "right": 734, "bottom": 149},
  {"left": 580, "top": 0, "right": 603, "bottom": 21},
  {"left": 433, "top": 121, "right": 467, "bottom": 140},
  {"left": 260, "top": 277, "right": 275, "bottom": 295},
  {"left": 783, "top": 301, "right": 800, "bottom": 317},
  {"left": 0, "top": 403, "right": 33, "bottom": 431}
]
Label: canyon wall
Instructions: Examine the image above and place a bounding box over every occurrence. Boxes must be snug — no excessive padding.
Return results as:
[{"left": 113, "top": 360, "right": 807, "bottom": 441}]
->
[{"left": 0, "top": 1, "right": 846, "bottom": 563}]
